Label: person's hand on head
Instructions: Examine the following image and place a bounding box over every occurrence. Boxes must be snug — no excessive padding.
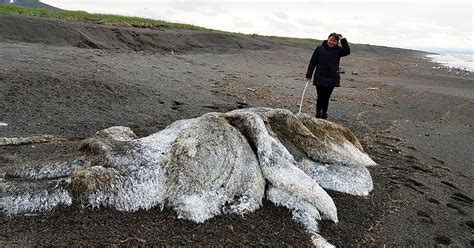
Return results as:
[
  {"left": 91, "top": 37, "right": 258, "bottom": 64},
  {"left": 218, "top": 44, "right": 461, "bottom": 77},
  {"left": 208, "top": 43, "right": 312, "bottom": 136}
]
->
[{"left": 337, "top": 34, "right": 344, "bottom": 39}]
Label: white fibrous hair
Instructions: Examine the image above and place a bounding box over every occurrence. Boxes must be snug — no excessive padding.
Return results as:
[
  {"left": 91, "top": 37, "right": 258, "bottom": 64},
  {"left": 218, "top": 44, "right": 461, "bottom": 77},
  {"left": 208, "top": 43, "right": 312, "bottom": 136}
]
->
[{"left": 0, "top": 108, "right": 376, "bottom": 247}]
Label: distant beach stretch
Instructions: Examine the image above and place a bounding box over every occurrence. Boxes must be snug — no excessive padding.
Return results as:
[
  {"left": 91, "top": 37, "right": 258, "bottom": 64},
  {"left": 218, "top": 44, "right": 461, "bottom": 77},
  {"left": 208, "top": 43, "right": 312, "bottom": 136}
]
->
[{"left": 427, "top": 53, "right": 474, "bottom": 72}]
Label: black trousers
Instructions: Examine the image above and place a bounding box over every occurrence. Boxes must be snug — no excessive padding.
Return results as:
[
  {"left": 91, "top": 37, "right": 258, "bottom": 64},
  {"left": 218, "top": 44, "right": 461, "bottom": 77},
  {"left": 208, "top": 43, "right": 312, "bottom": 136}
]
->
[{"left": 316, "top": 86, "right": 335, "bottom": 113}]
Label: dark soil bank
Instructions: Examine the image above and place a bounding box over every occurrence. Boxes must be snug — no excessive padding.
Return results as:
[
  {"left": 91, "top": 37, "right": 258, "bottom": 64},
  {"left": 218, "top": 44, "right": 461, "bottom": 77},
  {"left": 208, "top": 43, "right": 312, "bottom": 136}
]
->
[{"left": 1, "top": 13, "right": 473, "bottom": 246}]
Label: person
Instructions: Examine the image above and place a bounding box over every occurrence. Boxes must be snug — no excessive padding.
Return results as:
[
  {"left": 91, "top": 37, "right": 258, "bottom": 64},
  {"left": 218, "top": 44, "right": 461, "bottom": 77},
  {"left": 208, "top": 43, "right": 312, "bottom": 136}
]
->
[{"left": 305, "top": 32, "right": 351, "bottom": 119}]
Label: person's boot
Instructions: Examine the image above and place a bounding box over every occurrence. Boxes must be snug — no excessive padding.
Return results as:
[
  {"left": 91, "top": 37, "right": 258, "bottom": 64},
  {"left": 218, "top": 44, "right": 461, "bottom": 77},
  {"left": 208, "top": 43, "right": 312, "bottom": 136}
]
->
[
  {"left": 322, "top": 112, "right": 328, "bottom": 119},
  {"left": 316, "top": 112, "right": 322, "bottom": 118}
]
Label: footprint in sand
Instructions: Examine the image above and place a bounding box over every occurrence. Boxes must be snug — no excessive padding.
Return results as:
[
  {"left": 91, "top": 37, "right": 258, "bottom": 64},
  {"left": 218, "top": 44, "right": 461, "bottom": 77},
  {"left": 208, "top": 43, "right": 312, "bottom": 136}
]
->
[
  {"left": 202, "top": 104, "right": 219, "bottom": 110},
  {"left": 236, "top": 101, "right": 250, "bottom": 109},
  {"left": 171, "top": 100, "right": 184, "bottom": 110},
  {"left": 440, "top": 181, "right": 458, "bottom": 189},
  {"left": 434, "top": 236, "right": 451, "bottom": 245},
  {"left": 426, "top": 197, "right": 440, "bottom": 205},
  {"left": 431, "top": 157, "right": 445, "bottom": 165},
  {"left": 417, "top": 210, "right": 433, "bottom": 224},
  {"left": 388, "top": 176, "right": 426, "bottom": 194},
  {"left": 446, "top": 203, "right": 461, "bottom": 210},
  {"left": 465, "top": 220, "right": 474, "bottom": 230},
  {"left": 411, "top": 165, "right": 431, "bottom": 173},
  {"left": 450, "top": 192, "right": 473, "bottom": 205}
]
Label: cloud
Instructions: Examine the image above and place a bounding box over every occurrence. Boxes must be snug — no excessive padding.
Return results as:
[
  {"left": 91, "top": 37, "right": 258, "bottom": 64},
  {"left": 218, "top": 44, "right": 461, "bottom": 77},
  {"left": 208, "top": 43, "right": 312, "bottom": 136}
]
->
[
  {"left": 233, "top": 21, "right": 255, "bottom": 29},
  {"left": 297, "top": 17, "right": 316, "bottom": 27},
  {"left": 167, "top": 2, "right": 228, "bottom": 17},
  {"left": 264, "top": 16, "right": 298, "bottom": 34},
  {"left": 273, "top": 10, "right": 289, "bottom": 20},
  {"left": 296, "top": 17, "right": 327, "bottom": 29},
  {"left": 232, "top": 16, "right": 255, "bottom": 29}
]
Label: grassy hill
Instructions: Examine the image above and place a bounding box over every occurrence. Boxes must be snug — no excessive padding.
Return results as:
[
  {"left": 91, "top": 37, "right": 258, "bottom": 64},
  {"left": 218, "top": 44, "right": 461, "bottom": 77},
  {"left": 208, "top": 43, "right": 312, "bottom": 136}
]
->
[
  {"left": 1, "top": 0, "right": 62, "bottom": 12},
  {"left": 0, "top": 4, "right": 218, "bottom": 31},
  {"left": 0, "top": 4, "right": 320, "bottom": 46}
]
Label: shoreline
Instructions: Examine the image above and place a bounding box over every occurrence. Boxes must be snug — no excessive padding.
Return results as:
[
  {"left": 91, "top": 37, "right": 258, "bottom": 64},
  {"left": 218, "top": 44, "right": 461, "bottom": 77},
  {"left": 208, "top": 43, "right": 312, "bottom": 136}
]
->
[{"left": 425, "top": 54, "right": 473, "bottom": 73}]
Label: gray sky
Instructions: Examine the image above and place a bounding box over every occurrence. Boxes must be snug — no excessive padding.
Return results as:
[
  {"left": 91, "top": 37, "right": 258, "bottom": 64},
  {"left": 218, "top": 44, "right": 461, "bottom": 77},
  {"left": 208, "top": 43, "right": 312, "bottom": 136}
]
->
[{"left": 42, "top": 0, "right": 473, "bottom": 51}]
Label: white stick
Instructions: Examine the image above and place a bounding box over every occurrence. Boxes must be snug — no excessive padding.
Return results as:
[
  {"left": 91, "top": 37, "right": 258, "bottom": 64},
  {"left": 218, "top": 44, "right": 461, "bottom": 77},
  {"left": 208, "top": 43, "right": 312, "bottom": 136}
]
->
[{"left": 298, "top": 80, "right": 310, "bottom": 114}]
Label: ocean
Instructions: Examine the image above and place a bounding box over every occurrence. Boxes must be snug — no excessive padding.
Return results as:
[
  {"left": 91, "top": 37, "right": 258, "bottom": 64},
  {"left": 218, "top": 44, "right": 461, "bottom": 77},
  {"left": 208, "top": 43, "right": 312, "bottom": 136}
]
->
[{"left": 426, "top": 51, "right": 474, "bottom": 72}]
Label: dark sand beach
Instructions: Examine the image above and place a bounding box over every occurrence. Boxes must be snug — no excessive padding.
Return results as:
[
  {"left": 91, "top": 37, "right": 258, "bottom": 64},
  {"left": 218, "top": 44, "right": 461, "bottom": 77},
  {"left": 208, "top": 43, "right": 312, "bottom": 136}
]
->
[{"left": 1, "top": 13, "right": 473, "bottom": 246}]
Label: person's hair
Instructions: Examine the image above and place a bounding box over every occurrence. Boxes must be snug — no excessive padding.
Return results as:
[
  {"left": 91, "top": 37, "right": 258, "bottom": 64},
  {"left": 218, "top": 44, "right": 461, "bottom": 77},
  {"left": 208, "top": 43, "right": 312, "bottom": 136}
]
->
[{"left": 328, "top": 32, "right": 340, "bottom": 41}]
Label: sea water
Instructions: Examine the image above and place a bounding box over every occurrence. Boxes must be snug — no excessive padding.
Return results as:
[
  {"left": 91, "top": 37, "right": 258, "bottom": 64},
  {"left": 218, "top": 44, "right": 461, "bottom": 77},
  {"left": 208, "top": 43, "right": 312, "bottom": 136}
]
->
[{"left": 426, "top": 51, "right": 474, "bottom": 72}]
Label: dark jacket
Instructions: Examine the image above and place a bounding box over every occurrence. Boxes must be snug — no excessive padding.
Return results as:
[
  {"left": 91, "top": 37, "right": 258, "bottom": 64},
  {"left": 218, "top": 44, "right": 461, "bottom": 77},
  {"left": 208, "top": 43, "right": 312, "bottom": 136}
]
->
[{"left": 306, "top": 38, "right": 350, "bottom": 87}]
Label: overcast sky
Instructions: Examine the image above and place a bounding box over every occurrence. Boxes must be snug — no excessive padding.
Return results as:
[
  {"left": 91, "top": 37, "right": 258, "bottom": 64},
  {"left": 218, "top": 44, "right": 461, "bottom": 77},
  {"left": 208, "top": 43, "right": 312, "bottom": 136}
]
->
[{"left": 42, "top": 0, "right": 473, "bottom": 52}]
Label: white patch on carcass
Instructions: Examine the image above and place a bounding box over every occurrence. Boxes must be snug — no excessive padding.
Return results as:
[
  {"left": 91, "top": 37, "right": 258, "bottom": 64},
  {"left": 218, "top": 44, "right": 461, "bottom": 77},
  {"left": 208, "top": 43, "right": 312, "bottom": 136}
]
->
[
  {"left": 5, "top": 159, "right": 91, "bottom": 180},
  {"left": 173, "top": 189, "right": 228, "bottom": 223},
  {"left": 0, "top": 182, "right": 71, "bottom": 214},
  {"left": 84, "top": 119, "right": 195, "bottom": 212},
  {"left": 267, "top": 186, "right": 335, "bottom": 247},
  {"left": 299, "top": 159, "right": 373, "bottom": 196},
  {"left": 165, "top": 114, "right": 265, "bottom": 222},
  {"left": 95, "top": 126, "right": 137, "bottom": 141},
  {"left": 325, "top": 141, "right": 377, "bottom": 167},
  {"left": 81, "top": 115, "right": 265, "bottom": 222},
  {"left": 227, "top": 110, "right": 338, "bottom": 222}
]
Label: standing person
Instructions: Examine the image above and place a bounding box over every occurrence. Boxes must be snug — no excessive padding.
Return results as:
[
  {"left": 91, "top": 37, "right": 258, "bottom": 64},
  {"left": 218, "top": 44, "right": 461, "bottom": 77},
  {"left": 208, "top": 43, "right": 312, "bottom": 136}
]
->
[{"left": 305, "top": 33, "right": 350, "bottom": 119}]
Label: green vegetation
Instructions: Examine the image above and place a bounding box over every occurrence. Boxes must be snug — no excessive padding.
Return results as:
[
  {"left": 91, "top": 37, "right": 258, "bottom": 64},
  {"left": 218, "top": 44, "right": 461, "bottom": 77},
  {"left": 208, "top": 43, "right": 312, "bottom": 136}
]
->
[
  {"left": 0, "top": 4, "right": 318, "bottom": 44},
  {"left": 0, "top": 4, "right": 215, "bottom": 31}
]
